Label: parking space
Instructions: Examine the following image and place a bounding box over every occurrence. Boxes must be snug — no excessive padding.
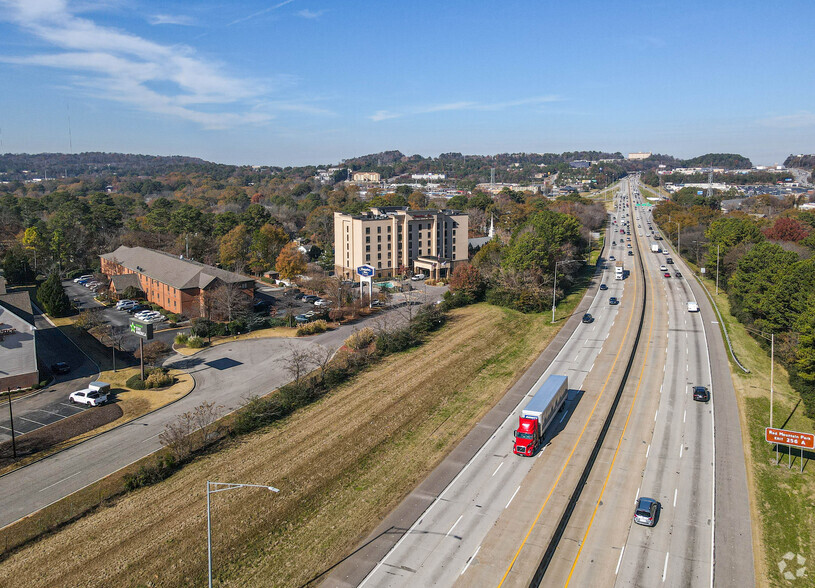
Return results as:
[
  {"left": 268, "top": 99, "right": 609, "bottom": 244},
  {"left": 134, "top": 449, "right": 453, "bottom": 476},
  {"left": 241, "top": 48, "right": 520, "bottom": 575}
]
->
[{"left": 0, "top": 398, "right": 90, "bottom": 441}]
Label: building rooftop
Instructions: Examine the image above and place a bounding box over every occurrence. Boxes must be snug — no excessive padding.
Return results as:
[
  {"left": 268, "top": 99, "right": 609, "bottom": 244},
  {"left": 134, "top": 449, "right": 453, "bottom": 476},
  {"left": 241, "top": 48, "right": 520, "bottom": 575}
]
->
[
  {"left": 0, "top": 292, "right": 34, "bottom": 325},
  {"left": 0, "top": 305, "right": 37, "bottom": 381},
  {"left": 101, "top": 246, "right": 251, "bottom": 290}
]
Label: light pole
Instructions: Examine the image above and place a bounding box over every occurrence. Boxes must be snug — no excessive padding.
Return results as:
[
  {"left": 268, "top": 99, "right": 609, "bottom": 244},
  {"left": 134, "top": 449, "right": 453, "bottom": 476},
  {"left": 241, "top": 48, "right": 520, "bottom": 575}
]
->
[
  {"left": 744, "top": 328, "right": 776, "bottom": 461},
  {"left": 551, "top": 259, "right": 583, "bottom": 323},
  {"left": 207, "top": 481, "right": 279, "bottom": 588}
]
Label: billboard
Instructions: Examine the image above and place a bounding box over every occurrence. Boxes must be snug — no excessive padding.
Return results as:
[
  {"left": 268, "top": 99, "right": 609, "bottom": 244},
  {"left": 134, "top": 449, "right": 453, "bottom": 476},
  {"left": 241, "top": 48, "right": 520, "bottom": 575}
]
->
[
  {"left": 765, "top": 427, "right": 815, "bottom": 449},
  {"left": 356, "top": 265, "right": 375, "bottom": 277}
]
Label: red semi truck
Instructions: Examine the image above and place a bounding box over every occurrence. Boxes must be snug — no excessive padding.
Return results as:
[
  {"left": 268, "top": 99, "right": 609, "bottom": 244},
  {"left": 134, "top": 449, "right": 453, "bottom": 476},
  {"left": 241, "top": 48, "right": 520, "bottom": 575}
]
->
[{"left": 513, "top": 374, "right": 569, "bottom": 456}]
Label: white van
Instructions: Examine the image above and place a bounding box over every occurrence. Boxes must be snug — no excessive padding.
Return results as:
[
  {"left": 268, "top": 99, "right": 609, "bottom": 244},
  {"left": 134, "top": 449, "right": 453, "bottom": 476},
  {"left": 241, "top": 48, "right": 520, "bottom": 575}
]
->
[{"left": 687, "top": 301, "right": 699, "bottom": 312}]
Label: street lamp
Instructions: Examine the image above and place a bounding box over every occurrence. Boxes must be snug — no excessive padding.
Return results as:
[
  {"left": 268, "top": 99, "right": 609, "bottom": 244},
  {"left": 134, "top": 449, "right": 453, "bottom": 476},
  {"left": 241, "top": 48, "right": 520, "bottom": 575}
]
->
[
  {"left": 744, "top": 327, "right": 776, "bottom": 461},
  {"left": 552, "top": 259, "right": 583, "bottom": 323},
  {"left": 207, "top": 481, "right": 279, "bottom": 588}
]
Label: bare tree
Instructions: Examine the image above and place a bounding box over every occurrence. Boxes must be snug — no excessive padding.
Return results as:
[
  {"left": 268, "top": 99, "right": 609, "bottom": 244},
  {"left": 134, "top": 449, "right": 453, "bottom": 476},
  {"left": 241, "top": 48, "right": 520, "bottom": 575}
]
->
[
  {"left": 280, "top": 342, "right": 316, "bottom": 383},
  {"left": 310, "top": 345, "right": 334, "bottom": 382},
  {"left": 211, "top": 281, "right": 252, "bottom": 322}
]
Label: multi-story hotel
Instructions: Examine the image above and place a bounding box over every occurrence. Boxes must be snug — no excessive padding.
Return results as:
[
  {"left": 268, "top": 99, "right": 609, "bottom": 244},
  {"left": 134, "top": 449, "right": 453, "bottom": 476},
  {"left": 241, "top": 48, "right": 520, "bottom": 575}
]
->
[{"left": 333, "top": 206, "right": 469, "bottom": 280}]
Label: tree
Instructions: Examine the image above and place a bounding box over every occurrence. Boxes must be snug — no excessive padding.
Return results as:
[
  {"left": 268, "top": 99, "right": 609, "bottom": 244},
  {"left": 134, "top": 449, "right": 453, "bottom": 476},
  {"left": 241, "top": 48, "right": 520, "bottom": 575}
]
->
[
  {"left": 219, "top": 224, "right": 251, "bottom": 272},
  {"left": 276, "top": 242, "right": 307, "bottom": 279},
  {"left": 502, "top": 210, "right": 582, "bottom": 274},
  {"left": 762, "top": 217, "right": 810, "bottom": 242},
  {"left": 248, "top": 223, "right": 288, "bottom": 274},
  {"left": 304, "top": 206, "right": 335, "bottom": 247},
  {"left": 211, "top": 282, "right": 252, "bottom": 322},
  {"left": 727, "top": 242, "right": 798, "bottom": 325},
  {"left": 22, "top": 226, "right": 46, "bottom": 271},
  {"left": 449, "top": 263, "right": 486, "bottom": 300},
  {"left": 447, "top": 194, "right": 469, "bottom": 209},
  {"left": 37, "top": 273, "right": 71, "bottom": 317},
  {"left": 1, "top": 245, "right": 35, "bottom": 285}
]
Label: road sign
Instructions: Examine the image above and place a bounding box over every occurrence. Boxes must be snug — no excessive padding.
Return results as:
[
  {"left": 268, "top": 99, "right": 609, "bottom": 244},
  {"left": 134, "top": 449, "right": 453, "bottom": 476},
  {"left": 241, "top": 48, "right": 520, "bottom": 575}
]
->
[
  {"left": 130, "top": 319, "right": 154, "bottom": 340},
  {"left": 356, "top": 265, "right": 375, "bottom": 277},
  {"left": 765, "top": 427, "right": 815, "bottom": 449}
]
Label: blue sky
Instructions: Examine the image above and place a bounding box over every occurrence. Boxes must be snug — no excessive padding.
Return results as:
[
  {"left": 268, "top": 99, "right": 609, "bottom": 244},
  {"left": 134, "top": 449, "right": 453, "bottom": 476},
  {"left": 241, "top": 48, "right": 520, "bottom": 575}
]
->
[{"left": 1, "top": 0, "right": 813, "bottom": 166}]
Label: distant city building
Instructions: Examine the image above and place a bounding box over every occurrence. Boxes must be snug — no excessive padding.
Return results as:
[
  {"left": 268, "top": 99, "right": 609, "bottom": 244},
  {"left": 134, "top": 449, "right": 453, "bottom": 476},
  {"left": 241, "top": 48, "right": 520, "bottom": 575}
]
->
[
  {"left": 475, "top": 182, "right": 542, "bottom": 194},
  {"left": 569, "top": 160, "right": 591, "bottom": 168},
  {"left": 411, "top": 173, "right": 447, "bottom": 181},
  {"left": 627, "top": 152, "right": 652, "bottom": 160},
  {"left": 315, "top": 167, "right": 342, "bottom": 184},
  {"left": 333, "top": 206, "right": 468, "bottom": 280},
  {"left": 352, "top": 171, "right": 381, "bottom": 183}
]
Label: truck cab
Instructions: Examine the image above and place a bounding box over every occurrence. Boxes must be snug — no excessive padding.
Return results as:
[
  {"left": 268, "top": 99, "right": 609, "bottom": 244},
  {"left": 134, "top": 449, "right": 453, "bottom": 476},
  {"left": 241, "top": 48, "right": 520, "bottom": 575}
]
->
[{"left": 513, "top": 416, "right": 541, "bottom": 456}]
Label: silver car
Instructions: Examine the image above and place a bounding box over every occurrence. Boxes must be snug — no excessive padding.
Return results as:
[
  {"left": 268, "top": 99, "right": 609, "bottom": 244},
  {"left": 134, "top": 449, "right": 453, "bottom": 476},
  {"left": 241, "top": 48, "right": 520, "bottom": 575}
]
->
[{"left": 634, "top": 497, "right": 659, "bottom": 527}]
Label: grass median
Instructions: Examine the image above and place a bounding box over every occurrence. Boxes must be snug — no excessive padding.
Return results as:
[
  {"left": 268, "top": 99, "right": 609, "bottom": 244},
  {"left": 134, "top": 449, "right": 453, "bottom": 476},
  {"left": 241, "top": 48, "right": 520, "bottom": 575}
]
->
[
  {"left": 0, "top": 299, "right": 584, "bottom": 587},
  {"left": 697, "top": 276, "right": 814, "bottom": 587}
]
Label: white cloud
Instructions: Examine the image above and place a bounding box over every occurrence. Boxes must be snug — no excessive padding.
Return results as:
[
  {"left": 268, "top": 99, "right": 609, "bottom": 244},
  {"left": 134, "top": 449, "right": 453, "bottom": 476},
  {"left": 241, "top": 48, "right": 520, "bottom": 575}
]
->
[
  {"left": 759, "top": 111, "right": 815, "bottom": 128},
  {"left": 0, "top": 0, "right": 329, "bottom": 128},
  {"left": 297, "top": 9, "right": 325, "bottom": 19},
  {"left": 148, "top": 14, "right": 196, "bottom": 26},
  {"left": 369, "top": 95, "right": 562, "bottom": 121}
]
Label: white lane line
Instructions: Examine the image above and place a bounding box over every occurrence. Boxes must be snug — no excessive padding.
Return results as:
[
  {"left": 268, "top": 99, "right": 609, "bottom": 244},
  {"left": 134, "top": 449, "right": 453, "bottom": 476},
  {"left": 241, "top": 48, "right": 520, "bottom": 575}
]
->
[
  {"left": 141, "top": 432, "right": 163, "bottom": 443},
  {"left": 492, "top": 462, "right": 503, "bottom": 477},
  {"left": 654, "top": 409, "right": 658, "bottom": 422},
  {"left": 683, "top": 410, "right": 686, "bottom": 423},
  {"left": 635, "top": 487, "right": 640, "bottom": 501},
  {"left": 663, "top": 552, "right": 670, "bottom": 582},
  {"left": 460, "top": 545, "right": 481, "bottom": 576},
  {"left": 19, "top": 416, "right": 46, "bottom": 426},
  {"left": 32, "top": 408, "right": 68, "bottom": 417},
  {"left": 38, "top": 470, "right": 82, "bottom": 493},
  {"left": 679, "top": 443, "right": 684, "bottom": 458},
  {"left": 0, "top": 424, "right": 12, "bottom": 432},
  {"left": 615, "top": 547, "right": 625, "bottom": 575},
  {"left": 506, "top": 486, "right": 521, "bottom": 509},
  {"left": 447, "top": 514, "right": 463, "bottom": 537},
  {"left": 646, "top": 444, "right": 650, "bottom": 458}
]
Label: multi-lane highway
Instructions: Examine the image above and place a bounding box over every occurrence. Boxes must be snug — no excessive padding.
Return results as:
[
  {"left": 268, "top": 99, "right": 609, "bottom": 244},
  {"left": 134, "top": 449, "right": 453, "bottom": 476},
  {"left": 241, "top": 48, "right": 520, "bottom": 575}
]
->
[{"left": 338, "top": 177, "right": 754, "bottom": 588}]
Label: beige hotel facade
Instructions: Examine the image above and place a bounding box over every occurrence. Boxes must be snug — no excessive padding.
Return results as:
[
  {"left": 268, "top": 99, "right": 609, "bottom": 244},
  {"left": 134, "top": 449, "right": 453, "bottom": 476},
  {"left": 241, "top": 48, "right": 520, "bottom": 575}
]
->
[{"left": 333, "top": 206, "right": 469, "bottom": 280}]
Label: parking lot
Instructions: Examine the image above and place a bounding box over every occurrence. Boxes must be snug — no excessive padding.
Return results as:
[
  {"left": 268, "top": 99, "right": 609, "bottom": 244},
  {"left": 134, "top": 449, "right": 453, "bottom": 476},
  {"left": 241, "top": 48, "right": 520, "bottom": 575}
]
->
[{"left": 0, "top": 394, "right": 91, "bottom": 441}]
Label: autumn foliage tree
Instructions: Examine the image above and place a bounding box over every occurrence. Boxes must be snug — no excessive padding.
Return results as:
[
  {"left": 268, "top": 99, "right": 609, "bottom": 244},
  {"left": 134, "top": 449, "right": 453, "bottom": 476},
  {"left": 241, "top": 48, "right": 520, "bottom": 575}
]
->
[
  {"left": 219, "top": 224, "right": 251, "bottom": 272},
  {"left": 449, "top": 263, "right": 486, "bottom": 301},
  {"left": 275, "top": 242, "right": 307, "bottom": 279},
  {"left": 762, "top": 217, "right": 810, "bottom": 242}
]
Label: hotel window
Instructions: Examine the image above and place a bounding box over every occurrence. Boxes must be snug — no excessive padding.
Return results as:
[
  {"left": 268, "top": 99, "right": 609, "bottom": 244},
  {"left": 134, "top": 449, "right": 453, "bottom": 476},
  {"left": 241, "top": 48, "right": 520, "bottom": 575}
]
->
[
  {"left": 377, "top": 226, "right": 381, "bottom": 233},
  {"left": 366, "top": 245, "right": 370, "bottom": 252},
  {"left": 387, "top": 226, "right": 391, "bottom": 233},
  {"left": 366, "top": 236, "right": 370, "bottom": 243},
  {"left": 365, "top": 227, "right": 370, "bottom": 234}
]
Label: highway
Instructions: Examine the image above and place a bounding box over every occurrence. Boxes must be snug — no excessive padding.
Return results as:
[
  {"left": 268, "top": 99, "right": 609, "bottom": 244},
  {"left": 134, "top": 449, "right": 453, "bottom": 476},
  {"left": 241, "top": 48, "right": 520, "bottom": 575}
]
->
[{"left": 345, "top": 177, "right": 754, "bottom": 588}]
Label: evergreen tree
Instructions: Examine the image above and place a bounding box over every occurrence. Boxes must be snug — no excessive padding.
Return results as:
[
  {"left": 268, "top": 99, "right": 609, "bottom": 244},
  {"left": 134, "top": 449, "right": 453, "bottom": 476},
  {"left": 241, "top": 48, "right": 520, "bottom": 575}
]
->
[{"left": 37, "top": 273, "right": 71, "bottom": 317}]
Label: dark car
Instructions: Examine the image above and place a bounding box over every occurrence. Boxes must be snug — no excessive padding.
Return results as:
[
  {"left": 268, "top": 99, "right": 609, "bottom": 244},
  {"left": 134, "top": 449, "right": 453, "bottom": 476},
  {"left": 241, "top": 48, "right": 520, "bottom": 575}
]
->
[
  {"left": 634, "top": 497, "right": 659, "bottom": 527},
  {"left": 253, "top": 299, "right": 273, "bottom": 312},
  {"left": 675, "top": 271, "right": 682, "bottom": 278},
  {"left": 693, "top": 386, "right": 710, "bottom": 402},
  {"left": 128, "top": 304, "right": 149, "bottom": 314},
  {"left": 599, "top": 284, "right": 608, "bottom": 291},
  {"left": 666, "top": 258, "right": 674, "bottom": 264},
  {"left": 293, "top": 292, "right": 306, "bottom": 300},
  {"left": 582, "top": 313, "right": 594, "bottom": 323},
  {"left": 628, "top": 251, "right": 634, "bottom": 256},
  {"left": 609, "top": 297, "right": 619, "bottom": 305},
  {"left": 50, "top": 362, "right": 71, "bottom": 375},
  {"left": 303, "top": 294, "right": 319, "bottom": 303}
]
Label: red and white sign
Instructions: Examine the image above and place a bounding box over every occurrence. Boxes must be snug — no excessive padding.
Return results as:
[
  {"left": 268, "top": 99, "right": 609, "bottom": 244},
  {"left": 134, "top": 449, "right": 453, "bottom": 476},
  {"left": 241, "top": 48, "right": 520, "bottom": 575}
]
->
[{"left": 765, "top": 427, "right": 815, "bottom": 449}]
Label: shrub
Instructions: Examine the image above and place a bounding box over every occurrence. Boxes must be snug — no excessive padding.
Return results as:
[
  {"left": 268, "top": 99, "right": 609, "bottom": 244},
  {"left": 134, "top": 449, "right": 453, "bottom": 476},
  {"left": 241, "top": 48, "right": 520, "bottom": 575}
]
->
[
  {"left": 174, "top": 333, "right": 189, "bottom": 345},
  {"left": 123, "top": 454, "right": 177, "bottom": 491},
  {"left": 232, "top": 395, "right": 288, "bottom": 435},
  {"left": 166, "top": 313, "right": 180, "bottom": 324},
  {"left": 145, "top": 369, "right": 173, "bottom": 388},
  {"left": 296, "top": 319, "right": 329, "bottom": 336},
  {"left": 187, "top": 336, "right": 207, "bottom": 348},
  {"left": 266, "top": 317, "right": 287, "bottom": 328},
  {"left": 227, "top": 319, "right": 247, "bottom": 335},
  {"left": 191, "top": 318, "right": 212, "bottom": 338},
  {"left": 126, "top": 374, "right": 147, "bottom": 390},
  {"left": 345, "top": 327, "right": 376, "bottom": 350}
]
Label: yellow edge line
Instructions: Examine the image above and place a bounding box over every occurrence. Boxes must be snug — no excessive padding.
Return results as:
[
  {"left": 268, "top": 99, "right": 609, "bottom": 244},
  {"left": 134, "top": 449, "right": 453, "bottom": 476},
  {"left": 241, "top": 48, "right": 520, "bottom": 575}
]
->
[
  {"left": 496, "top": 190, "right": 641, "bottom": 587},
  {"left": 564, "top": 200, "right": 657, "bottom": 586}
]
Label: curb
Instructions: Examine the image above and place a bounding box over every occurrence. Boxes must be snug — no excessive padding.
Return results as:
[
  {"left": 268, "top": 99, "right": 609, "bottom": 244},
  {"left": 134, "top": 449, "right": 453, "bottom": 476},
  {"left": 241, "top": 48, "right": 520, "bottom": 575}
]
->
[{"left": 0, "top": 371, "right": 197, "bottom": 482}]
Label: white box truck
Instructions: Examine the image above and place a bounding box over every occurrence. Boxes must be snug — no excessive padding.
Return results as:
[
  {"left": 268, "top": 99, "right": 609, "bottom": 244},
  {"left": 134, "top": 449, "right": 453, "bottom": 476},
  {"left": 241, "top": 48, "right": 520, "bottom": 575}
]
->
[
  {"left": 650, "top": 243, "right": 659, "bottom": 253},
  {"left": 615, "top": 261, "right": 624, "bottom": 280}
]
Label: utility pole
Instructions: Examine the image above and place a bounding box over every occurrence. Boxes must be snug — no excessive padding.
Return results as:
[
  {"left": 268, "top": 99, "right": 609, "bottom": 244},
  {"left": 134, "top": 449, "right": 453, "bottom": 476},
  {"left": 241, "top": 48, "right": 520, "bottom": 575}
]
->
[{"left": 7, "top": 388, "right": 17, "bottom": 459}]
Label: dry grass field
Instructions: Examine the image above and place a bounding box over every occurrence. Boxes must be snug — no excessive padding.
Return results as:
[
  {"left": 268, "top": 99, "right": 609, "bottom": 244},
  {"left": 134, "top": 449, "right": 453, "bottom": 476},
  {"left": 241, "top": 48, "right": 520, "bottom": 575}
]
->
[{"left": 0, "top": 302, "right": 567, "bottom": 587}]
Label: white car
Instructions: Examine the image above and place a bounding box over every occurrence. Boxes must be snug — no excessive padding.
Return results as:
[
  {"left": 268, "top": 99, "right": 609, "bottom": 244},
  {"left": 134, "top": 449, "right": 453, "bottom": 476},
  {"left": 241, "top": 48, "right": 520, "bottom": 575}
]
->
[
  {"left": 73, "top": 274, "right": 93, "bottom": 283},
  {"left": 116, "top": 300, "right": 137, "bottom": 310},
  {"left": 410, "top": 273, "right": 426, "bottom": 281},
  {"left": 135, "top": 311, "right": 160, "bottom": 321},
  {"left": 143, "top": 314, "right": 166, "bottom": 323},
  {"left": 69, "top": 383, "right": 110, "bottom": 406},
  {"left": 313, "top": 298, "right": 331, "bottom": 307},
  {"left": 659, "top": 265, "right": 668, "bottom": 272}
]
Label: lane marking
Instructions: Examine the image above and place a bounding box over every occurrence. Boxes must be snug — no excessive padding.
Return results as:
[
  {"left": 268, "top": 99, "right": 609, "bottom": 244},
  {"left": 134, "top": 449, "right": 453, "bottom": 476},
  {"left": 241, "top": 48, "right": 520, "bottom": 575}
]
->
[
  {"left": 674, "top": 488, "right": 678, "bottom": 507},
  {"left": 492, "top": 462, "right": 503, "bottom": 477},
  {"left": 616, "top": 547, "right": 625, "bottom": 575},
  {"left": 38, "top": 470, "right": 82, "bottom": 493},
  {"left": 646, "top": 444, "right": 650, "bottom": 458},
  {"left": 19, "top": 416, "right": 47, "bottom": 426},
  {"left": 506, "top": 486, "right": 521, "bottom": 509},
  {"left": 679, "top": 443, "right": 684, "bottom": 458},
  {"left": 141, "top": 432, "right": 163, "bottom": 443},
  {"left": 683, "top": 410, "right": 686, "bottom": 423},
  {"left": 447, "top": 515, "right": 463, "bottom": 537},
  {"left": 460, "top": 545, "right": 480, "bottom": 576},
  {"left": 654, "top": 409, "right": 658, "bottom": 421},
  {"left": 663, "top": 552, "right": 669, "bottom": 582}
]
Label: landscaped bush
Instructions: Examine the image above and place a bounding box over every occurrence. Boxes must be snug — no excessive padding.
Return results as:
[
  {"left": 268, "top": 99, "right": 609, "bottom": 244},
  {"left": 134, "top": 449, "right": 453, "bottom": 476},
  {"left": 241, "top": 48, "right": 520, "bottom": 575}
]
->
[
  {"left": 174, "top": 333, "right": 189, "bottom": 345},
  {"left": 126, "top": 374, "right": 147, "bottom": 390},
  {"left": 145, "top": 369, "right": 173, "bottom": 388},
  {"left": 227, "top": 319, "right": 247, "bottom": 335},
  {"left": 296, "top": 320, "right": 328, "bottom": 336},
  {"left": 187, "top": 336, "right": 207, "bottom": 348},
  {"left": 266, "top": 317, "right": 288, "bottom": 328},
  {"left": 344, "top": 327, "right": 376, "bottom": 350}
]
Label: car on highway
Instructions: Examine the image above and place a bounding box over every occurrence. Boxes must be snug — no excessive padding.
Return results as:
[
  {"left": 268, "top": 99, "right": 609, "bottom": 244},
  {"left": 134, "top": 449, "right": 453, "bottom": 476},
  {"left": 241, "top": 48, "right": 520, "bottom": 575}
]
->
[
  {"left": 599, "top": 283, "right": 608, "bottom": 290},
  {"left": 675, "top": 271, "right": 682, "bottom": 278},
  {"left": 693, "top": 386, "right": 710, "bottom": 402},
  {"left": 666, "top": 258, "right": 674, "bottom": 264},
  {"left": 582, "top": 313, "right": 594, "bottom": 323},
  {"left": 50, "top": 362, "right": 71, "bottom": 375},
  {"left": 663, "top": 272, "right": 671, "bottom": 278},
  {"left": 609, "top": 255, "right": 616, "bottom": 261},
  {"left": 659, "top": 265, "right": 668, "bottom": 272},
  {"left": 609, "top": 297, "right": 619, "bottom": 305},
  {"left": 628, "top": 250, "right": 634, "bottom": 256},
  {"left": 634, "top": 497, "right": 659, "bottom": 527}
]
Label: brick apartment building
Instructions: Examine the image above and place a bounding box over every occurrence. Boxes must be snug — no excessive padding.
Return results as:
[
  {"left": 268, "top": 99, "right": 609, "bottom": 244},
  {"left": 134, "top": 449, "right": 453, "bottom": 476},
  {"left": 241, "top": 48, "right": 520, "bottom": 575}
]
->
[
  {"left": 333, "top": 206, "right": 469, "bottom": 280},
  {"left": 100, "top": 246, "right": 254, "bottom": 318}
]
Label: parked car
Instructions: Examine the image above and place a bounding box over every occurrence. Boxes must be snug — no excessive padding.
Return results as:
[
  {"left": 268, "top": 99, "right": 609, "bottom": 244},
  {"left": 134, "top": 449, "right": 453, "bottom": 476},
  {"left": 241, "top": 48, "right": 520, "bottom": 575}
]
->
[
  {"left": 693, "top": 386, "right": 710, "bottom": 402},
  {"left": 295, "top": 314, "right": 309, "bottom": 324},
  {"left": 371, "top": 299, "right": 383, "bottom": 307},
  {"left": 633, "top": 496, "right": 659, "bottom": 527},
  {"left": 293, "top": 292, "right": 306, "bottom": 301},
  {"left": 50, "top": 362, "right": 71, "bottom": 375},
  {"left": 73, "top": 274, "right": 93, "bottom": 283},
  {"left": 313, "top": 298, "right": 331, "bottom": 307},
  {"left": 599, "top": 284, "right": 608, "bottom": 291},
  {"left": 116, "top": 300, "right": 137, "bottom": 310},
  {"left": 582, "top": 313, "right": 594, "bottom": 323},
  {"left": 128, "top": 304, "right": 149, "bottom": 314},
  {"left": 609, "top": 297, "right": 619, "bottom": 305},
  {"left": 85, "top": 281, "right": 100, "bottom": 288},
  {"left": 411, "top": 273, "right": 426, "bottom": 281},
  {"left": 69, "top": 382, "right": 111, "bottom": 407},
  {"left": 253, "top": 300, "right": 272, "bottom": 312},
  {"left": 143, "top": 314, "right": 166, "bottom": 323},
  {"left": 135, "top": 311, "right": 161, "bottom": 321},
  {"left": 303, "top": 294, "right": 319, "bottom": 303}
]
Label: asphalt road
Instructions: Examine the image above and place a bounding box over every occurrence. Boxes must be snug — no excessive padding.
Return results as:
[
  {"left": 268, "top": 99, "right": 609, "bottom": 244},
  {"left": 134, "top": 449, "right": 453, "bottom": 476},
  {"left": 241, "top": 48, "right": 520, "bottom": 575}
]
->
[{"left": 0, "top": 293, "right": 447, "bottom": 529}]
